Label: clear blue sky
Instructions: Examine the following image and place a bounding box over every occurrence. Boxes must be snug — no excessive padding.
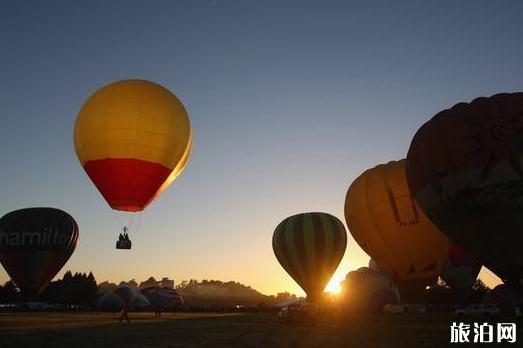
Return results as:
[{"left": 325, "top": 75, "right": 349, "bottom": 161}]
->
[{"left": 0, "top": 0, "right": 521, "bottom": 295}]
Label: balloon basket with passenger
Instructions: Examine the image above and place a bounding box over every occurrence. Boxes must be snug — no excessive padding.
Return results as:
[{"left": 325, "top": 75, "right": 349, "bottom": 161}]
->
[{"left": 116, "top": 227, "right": 132, "bottom": 250}]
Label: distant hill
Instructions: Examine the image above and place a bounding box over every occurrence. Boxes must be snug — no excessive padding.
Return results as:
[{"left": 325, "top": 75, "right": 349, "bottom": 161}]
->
[{"left": 176, "top": 279, "right": 274, "bottom": 307}]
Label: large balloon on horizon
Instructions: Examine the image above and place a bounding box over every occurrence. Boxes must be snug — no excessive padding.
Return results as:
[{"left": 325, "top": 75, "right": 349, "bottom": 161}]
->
[
  {"left": 345, "top": 160, "right": 449, "bottom": 287},
  {"left": 141, "top": 286, "right": 184, "bottom": 310},
  {"left": 98, "top": 286, "right": 150, "bottom": 310},
  {"left": 341, "top": 267, "right": 400, "bottom": 313},
  {"left": 74, "top": 79, "right": 192, "bottom": 212},
  {"left": 0, "top": 208, "right": 78, "bottom": 296},
  {"left": 272, "top": 212, "right": 347, "bottom": 301},
  {"left": 406, "top": 92, "right": 523, "bottom": 285}
]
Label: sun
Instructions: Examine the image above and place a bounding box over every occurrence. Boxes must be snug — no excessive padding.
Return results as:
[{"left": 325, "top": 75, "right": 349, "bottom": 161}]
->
[{"left": 324, "top": 272, "right": 345, "bottom": 294}]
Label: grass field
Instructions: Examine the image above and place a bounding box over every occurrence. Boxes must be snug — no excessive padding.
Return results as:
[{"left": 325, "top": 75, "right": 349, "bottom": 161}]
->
[{"left": 0, "top": 311, "right": 516, "bottom": 347}]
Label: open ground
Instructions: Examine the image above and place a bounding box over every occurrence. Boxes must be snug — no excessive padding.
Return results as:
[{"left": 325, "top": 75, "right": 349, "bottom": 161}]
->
[{"left": 0, "top": 311, "right": 497, "bottom": 347}]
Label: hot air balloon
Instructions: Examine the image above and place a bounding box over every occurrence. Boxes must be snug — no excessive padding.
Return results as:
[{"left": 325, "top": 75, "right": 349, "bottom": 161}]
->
[
  {"left": 442, "top": 243, "right": 482, "bottom": 291},
  {"left": 0, "top": 208, "right": 78, "bottom": 297},
  {"left": 74, "top": 79, "right": 192, "bottom": 248},
  {"left": 345, "top": 160, "right": 449, "bottom": 298},
  {"left": 98, "top": 286, "right": 150, "bottom": 310},
  {"left": 406, "top": 93, "right": 523, "bottom": 288},
  {"left": 141, "top": 286, "right": 184, "bottom": 310},
  {"left": 272, "top": 212, "right": 347, "bottom": 302},
  {"left": 341, "top": 267, "right": 400, "bottom": 313}
]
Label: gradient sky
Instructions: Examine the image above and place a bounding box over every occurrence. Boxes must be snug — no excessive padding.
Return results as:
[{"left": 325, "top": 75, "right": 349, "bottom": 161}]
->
[{"left": 0, "top": 0, "right": 522, "bottom": 296}]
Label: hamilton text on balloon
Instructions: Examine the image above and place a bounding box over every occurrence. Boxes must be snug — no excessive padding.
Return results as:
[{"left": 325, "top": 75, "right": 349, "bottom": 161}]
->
[{"left": 0, "top": 228, "right": 68, "bottom": 248}]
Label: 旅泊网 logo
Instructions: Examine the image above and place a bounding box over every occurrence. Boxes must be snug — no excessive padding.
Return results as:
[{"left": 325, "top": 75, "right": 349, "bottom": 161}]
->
[{"left": 451, "top": 322, "right": 516, "bottom": 344}]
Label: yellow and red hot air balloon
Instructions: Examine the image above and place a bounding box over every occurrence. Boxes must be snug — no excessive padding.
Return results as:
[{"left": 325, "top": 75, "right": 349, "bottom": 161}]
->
[{"left": 74, "top": 79, "right": 192, "bottom": 244}]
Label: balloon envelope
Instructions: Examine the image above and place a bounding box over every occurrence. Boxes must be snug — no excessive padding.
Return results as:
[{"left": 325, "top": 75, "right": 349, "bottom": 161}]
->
[
  {"left": 0, "top": 208, "right": 78, "bottom": 296},
  {"left": 99, "top": 286, "right": 150, "bottom": 310},
  {"left": 74, "top": 79, "right": 192, "bottom": 212},
  {"left": 406, "top": 93, "right": 523, "bottom": 284},
  {"left": 140, "top": 286, "right": 184, "bottom": 309},
  {"left": 272, "top": 212, "right": 347, "bottom": 301},
  {"left": 345, "top": 160, "right": 449, "bottom": 287},
  {"left": 442, "top": 243, "right": 482, "bottom": 291},
  {"left": 342, "top": 267, "right": 400, "bottom": 312}
]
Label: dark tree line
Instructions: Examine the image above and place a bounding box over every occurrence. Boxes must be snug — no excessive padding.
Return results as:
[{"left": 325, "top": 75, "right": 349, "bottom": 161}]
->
[
  {"left": 0, "top": 273, "right": 304, "bottom": 310},
  {"left": 0, "top": 271, "right": 98, "bottom": 306},
  {"left": 176, "top": 279, "right": 274, "bottom": 307}
]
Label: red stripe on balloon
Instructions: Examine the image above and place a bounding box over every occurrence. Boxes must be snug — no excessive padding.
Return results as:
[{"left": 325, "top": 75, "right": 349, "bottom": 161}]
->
[{"left": 83, "top": 158, "right": 173, "bottom": 212}]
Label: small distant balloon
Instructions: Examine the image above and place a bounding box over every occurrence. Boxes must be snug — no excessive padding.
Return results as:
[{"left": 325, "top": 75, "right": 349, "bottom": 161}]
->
[
  {"left": 0, "top": 208, "right": 79, "bottom": 297},
  {"left": 98, "top": 286, "right": 149, "bottom": 310},
  {"left": 140, "top": 286, "right": 184, "bottom": 310}
]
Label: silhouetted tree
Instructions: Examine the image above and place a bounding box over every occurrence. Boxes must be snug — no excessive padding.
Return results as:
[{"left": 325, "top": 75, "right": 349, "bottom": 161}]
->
[
  {"left": 275, "top": 292, "right": 297, "bottom": 303},
  {"left": 176, "top": 279, "right": 278, "bottom": 307},
  {"left": 38, "top": 271, "right": 98, "bottom": 307}
]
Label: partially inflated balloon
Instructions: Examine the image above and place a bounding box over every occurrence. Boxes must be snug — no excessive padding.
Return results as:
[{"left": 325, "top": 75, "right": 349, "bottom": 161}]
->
[
  {"left": 0, "top": 208, "right": 78, "bottom": 296},
  {"left": 345, "top": 160, "right": 449, "bottom": 287},
  {"left": 442, "top": 244, "right": 481, "bottom": 291},
  {"left": 74, "top": 79, "right": 192, "bottom": 212},
  {"left": 406, "top": 93, "right": 523, "bottom": 285},
  {"left": 141, "top": 286, "right": 184, "bottom": 309},
  {"left": 273, "top": 212, "right": 347, "bottom": 301},
  {"left": 99, "top": 286, "right": 149, "bottom": 310},
  {"left": 342, "top": 267, "right": 400, "bottom": 312}
]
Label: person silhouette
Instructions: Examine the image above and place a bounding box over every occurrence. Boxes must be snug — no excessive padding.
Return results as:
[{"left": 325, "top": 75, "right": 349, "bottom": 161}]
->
[
  {"left": 119, "top": 305, "right": 130, "bottom": 323},
  {"left": 122, "top": 226, "right": 130, "bottom": 241}
]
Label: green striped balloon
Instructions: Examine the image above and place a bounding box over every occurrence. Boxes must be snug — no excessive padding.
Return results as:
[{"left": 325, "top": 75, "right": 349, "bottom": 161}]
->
[{"left": 273, "top": 212, "right": 347, "bottom": 301}]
